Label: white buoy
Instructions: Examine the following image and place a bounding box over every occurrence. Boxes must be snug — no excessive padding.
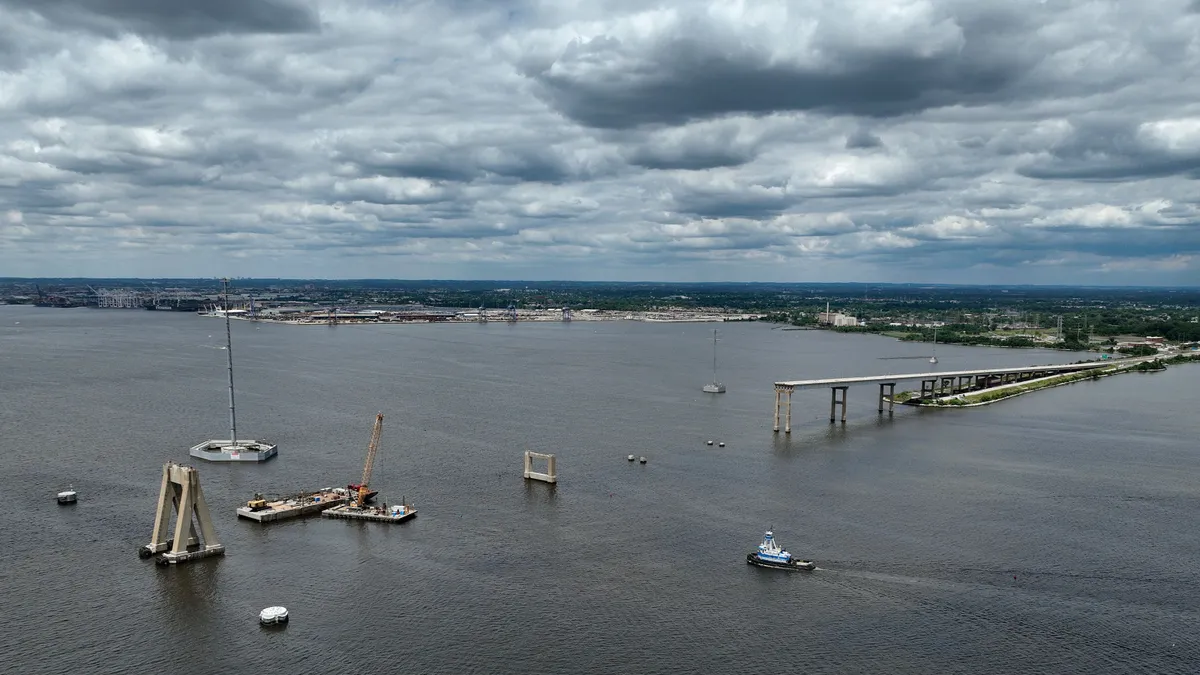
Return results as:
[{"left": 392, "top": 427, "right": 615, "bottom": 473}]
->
[
  {"left": 627, "top": 454, "right": 635, "bottom": 461},
  {"left": 718, "top": 442, "right": 725, "bottom": 448},
  {"left": 639, "top": 456, "right": 647, "bottom": 464},
  {"left": 706, "top": 440, "right": 714, "bottom": 446},
  {"left": 259, "top": 606, "right": 289, "bottom": 626}
]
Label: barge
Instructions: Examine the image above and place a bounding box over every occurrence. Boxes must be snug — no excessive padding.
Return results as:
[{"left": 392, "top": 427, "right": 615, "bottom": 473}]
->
[
  {"left": 236, "top": 489, "right": 347, "bottom": 523},
  {"left": 322, "top": 502, "right": 417, "bottom": 523},
  {"left": 191, "top": 439, "right": 278, "bottom": 462}
]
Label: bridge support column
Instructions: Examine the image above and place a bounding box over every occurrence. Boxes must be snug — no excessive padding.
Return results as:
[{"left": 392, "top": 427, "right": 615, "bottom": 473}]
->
[
  {"left": 773, "top": 388, "right": 781, "bottom": 432},
  {"left": 830, "top": 386, "right": 848, "bottom": 423},
  {"left": 878, "top": 383, "right": 895, "bottom": 414},
  {"left": 773, "top": 386, "right": 793, "bottom": 433},
  {"left": 923, "top": 379, "right": 935, "bottom": 399},
  {"left": 140, "top": 462, "right": 223, "bottom": 564}
]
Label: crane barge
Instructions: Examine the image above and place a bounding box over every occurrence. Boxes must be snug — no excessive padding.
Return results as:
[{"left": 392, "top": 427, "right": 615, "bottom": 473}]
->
[{"left": 322, "top": 412, "right": 417, "bottom": 523}]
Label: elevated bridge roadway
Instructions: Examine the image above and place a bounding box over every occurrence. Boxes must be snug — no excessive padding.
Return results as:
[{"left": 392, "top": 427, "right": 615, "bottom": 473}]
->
[{"left": 771, "top": 356, "right": 1156, "bottom": 433}]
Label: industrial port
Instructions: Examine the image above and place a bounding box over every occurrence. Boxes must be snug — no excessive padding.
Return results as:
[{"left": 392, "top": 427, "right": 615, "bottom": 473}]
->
[{"left": 0, "top": 279, "right": 766, "bottom": 324}]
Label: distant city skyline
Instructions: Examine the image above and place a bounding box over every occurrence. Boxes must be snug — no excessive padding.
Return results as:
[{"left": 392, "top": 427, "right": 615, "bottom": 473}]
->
[{"left": 1, "top": 1, "right": 1198, "bottom": 285}]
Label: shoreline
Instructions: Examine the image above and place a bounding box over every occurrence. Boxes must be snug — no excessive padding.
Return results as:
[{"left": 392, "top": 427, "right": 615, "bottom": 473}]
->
[
  {"left": 203, "top": 311, "right": 769, "bottom": 326},
  {"left": 894, "top": 355, "right": 1196, "bottom": 408},
  {"left": 824, "top": 324, "right": 1140, "bottom": 355}
]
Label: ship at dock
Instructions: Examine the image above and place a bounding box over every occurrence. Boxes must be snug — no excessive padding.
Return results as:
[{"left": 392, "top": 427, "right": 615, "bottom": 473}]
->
[{"left": 190, "top": 278, "right": 278, "bottom": 463}]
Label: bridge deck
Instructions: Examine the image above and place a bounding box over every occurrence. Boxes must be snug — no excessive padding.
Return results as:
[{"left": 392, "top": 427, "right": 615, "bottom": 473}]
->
[{"left": 775, "top": 360, "right": 1116, "bottom": 390}]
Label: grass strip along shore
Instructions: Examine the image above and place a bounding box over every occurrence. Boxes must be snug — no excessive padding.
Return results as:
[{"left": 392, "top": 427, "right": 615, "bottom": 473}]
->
[{"left": 893, "top": 353, "right": 1199, "bottom": 408}]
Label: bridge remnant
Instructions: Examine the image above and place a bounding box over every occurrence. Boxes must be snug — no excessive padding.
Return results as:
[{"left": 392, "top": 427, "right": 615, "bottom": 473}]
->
[
  {"left": 772, "top": 360, "right": 1125, "bottom": 433},
  {"left": 139, "top": 462, "right": 224, "bottom": 564},
  {"left": 523, "top": 451, "right": 557, "bottom": 484}
]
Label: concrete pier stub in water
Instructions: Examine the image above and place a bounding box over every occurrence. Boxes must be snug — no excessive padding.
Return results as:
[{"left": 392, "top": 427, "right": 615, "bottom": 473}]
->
[
  {"left": 523, "top": 451, "right": 557, "bottom": 484},
  {"left": 140, "top": 462, "right": 225, "bottom": 564},
  {"left": 773, "top": 385, "right": 794, "bottom": 433}
]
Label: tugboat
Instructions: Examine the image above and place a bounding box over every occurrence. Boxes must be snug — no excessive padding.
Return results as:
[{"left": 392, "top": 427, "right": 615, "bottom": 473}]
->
[{"left": 746, "top": 530, "right": 815, "bottom": 571}]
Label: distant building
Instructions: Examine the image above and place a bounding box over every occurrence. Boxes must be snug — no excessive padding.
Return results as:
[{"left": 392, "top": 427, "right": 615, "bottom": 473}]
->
[{"left": 818, "top": 304, "right": 858, "bottom": 327}]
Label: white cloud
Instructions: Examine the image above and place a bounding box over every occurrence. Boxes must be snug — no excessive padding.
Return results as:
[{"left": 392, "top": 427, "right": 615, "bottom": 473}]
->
[{"left": 0, "top": 0, "right": 1197, "bottom": 283}]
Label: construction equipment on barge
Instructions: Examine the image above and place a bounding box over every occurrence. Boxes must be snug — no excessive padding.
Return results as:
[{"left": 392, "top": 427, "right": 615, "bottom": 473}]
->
[
  {"left": 322, "top": 412, "right": 418, "bottom": 524},
  {"left": 236, "top": 489, "right": 348, "bottom": 523}
]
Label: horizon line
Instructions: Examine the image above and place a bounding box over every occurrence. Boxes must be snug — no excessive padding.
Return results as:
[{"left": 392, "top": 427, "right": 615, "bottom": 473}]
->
[{"left": 1, "top": 276, "right": 1199, "bottom": 290}]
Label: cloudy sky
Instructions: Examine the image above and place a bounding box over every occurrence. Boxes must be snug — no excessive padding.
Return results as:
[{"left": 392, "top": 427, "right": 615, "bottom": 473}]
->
[{"left": 2, "top": 0, "right": 1199, "bottom": 284}]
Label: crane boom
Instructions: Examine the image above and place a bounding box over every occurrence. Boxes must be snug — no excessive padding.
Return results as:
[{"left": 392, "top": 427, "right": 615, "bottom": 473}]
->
[{"left": 358, "top": 413, "right": 384, "bottom": 506}]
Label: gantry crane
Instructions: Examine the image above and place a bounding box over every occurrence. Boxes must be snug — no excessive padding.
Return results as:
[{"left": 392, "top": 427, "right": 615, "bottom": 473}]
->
[{"left": 351, "top": 413, "right": 384, "bottom": 507}]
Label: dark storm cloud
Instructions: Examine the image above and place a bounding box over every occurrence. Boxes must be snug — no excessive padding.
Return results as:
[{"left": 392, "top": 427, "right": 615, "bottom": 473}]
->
[
  {"left": 666, "top": 180, "right": 794, "bottom": 219},
  {"left": 845, "top": 128, "right": 884, "bottom": 150},
  {"left": 344, "top": 145, "right": 577, "bottom": 184},
  {"left": 2, "top": 0, "right": 319, "bottom": 39},
  {"left": 625, "top": 143, "right": 754, "bottom": 171},
  {"left": 0, "top": 31, "right": 18, "bottom": 67},
  {"left": 1017, "top": 119, "right": 1200, "bottom": 181},
  {"left": 528, "top": 8, "right": 1035, "bottom": 130}
]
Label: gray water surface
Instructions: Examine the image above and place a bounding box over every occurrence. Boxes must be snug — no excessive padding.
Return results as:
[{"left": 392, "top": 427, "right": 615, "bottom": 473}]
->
[{"left": 1, "top": 307, "right": 1196, "bottom": 674}]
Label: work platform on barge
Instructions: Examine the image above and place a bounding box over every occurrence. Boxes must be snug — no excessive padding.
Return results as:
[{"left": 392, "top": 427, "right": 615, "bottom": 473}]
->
[
  {"left": 236, "top": 490, "right": 347, "bottom": 523},
  {"left": 322, "top": 502, "right": 417, "bottom": 523}
]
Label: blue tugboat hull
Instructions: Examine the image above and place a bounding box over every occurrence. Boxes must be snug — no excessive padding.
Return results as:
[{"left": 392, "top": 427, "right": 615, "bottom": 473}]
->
[{"left": 746, "top": 553, "right": 815, "bottom": 571}]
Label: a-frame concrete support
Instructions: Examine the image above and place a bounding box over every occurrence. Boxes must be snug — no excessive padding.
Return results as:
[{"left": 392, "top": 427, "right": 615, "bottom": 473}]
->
[{"left": 139, "top": 462, "right": 225, "bottom": 564}]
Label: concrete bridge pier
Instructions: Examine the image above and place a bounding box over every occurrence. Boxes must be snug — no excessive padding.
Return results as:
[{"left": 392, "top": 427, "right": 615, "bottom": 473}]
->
[
  {"left": 878, "top": 382, "right": 896, "bottom": 414},
  {"left": 140, "top": 462, "right": 224, "bottom": 564},
  {"left": 830, "top": 386, "right": 848, "bottom": 423},
  {"left": 523, "top": 451, "right": 557, "bottom": 484},
  {"left": 773, "top": 385, "right": 794, "bottom": 433}
]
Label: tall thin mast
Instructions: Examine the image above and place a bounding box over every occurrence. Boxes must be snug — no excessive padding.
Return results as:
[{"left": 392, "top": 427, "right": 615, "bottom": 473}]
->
[
  {"left": 712, "top": 328, "right": 718, "bottom": 381},
  {"left": 222, "top": 278, "right": 238, "bottom": 447}
]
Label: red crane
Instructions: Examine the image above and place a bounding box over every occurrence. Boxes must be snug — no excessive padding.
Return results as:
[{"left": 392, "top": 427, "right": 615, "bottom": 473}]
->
[{"left": 348, "top": 413, "right": 383, "bottom": 506}]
